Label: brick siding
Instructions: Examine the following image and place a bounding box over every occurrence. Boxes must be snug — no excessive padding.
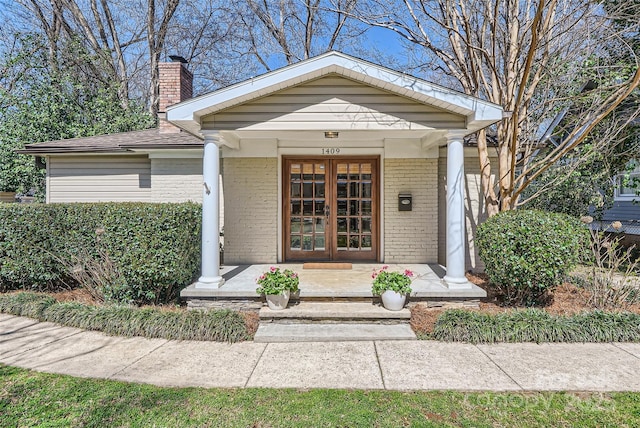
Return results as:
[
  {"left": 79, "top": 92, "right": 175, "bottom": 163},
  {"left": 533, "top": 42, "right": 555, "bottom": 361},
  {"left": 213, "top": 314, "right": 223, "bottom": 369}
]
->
[
  {"left": 383, "top": 158, "right": 438, "bottom": 263},
  {"left": 222, "top": 158, "right": 278, "bottom": 264}
]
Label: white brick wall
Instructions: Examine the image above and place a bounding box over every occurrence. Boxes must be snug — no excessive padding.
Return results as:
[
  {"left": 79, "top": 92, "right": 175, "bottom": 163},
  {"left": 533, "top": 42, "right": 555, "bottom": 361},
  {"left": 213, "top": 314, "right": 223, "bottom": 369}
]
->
[
  {"left": 223, "top": 157, "right": 278, "bottom": 264},
  {"left": 384, "top": 159, "right": 438, "bottom": 263},
  {"left": 150, "top": 158, "right": 203, "bottom": 203}
]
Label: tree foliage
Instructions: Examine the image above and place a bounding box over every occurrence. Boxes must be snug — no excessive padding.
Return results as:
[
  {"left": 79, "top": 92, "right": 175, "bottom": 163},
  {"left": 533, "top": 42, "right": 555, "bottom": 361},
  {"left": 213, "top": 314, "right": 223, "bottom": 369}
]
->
[
  {"left": 0, "top": 34, "right": 154, "bottom": 193},
  {"left": 356, "top": 0, "right": 640, "bottom": 214}
]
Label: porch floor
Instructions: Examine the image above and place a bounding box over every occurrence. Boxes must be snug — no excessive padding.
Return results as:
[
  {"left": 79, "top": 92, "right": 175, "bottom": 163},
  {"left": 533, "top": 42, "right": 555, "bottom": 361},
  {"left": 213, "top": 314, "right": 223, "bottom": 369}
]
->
[{"left": 181, "top": 264, "right": 487, "bottom": 299}]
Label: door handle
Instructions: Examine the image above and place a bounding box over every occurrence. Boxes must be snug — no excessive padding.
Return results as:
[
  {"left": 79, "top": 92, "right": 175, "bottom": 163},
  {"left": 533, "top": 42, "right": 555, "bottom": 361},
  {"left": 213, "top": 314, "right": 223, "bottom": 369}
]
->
[{"left": 324, "top": 204, "right": 330, "bottom": 218}]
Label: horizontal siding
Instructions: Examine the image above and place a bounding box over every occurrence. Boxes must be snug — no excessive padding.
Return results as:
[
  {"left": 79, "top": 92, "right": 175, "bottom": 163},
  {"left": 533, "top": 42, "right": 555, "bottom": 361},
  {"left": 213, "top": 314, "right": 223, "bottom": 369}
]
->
[
  {"left": 48, "top": 155, "right": 151, "bottom": 203},
  {"left": 602, "top": 201, "right": 640, "bottom": 222},
  {"left": 202, "top": 75, "right": 466, "bottom": 131}
]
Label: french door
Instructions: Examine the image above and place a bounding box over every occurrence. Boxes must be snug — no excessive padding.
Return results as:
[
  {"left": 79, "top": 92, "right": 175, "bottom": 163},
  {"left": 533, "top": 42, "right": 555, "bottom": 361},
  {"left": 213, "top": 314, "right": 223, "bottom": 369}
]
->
[{"left": 283, "top": 157, "right": 379, "bottom": 261}]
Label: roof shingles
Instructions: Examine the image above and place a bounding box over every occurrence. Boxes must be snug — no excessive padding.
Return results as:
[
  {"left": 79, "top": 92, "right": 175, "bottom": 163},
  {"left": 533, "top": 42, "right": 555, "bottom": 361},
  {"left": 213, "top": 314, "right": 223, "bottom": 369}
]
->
[{"left": 18, "top": 128, "right": 203, "bottom": 154}]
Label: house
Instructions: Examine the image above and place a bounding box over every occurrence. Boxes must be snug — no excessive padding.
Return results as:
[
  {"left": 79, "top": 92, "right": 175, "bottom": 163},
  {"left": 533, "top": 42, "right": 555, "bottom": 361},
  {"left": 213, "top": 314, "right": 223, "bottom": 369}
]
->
[
  {"left": 597, "top": 163, "right": 640, "bottom": 244},
  {"left": 20, "top": 52, "right": 503, "bottom": 300}
]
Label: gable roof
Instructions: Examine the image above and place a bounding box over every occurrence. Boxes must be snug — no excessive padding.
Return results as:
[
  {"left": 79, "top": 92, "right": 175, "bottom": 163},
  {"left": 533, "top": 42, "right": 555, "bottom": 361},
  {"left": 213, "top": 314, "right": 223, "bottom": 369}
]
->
[
  {"left": 18, "top": 128, "right": 202, "bottom": 155},
  {"left": 167, "top": 51, "right": 503, "bottom": 136}
]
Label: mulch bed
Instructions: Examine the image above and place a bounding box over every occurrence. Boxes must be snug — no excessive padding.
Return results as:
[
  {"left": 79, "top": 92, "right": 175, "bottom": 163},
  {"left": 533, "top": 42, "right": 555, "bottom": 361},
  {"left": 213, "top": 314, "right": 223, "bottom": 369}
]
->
[
  {"left": 410, "top": 272, "right": 640, "bottom": 336},
  {"left": 15, "top": 270, "right": 640, "bottom": 339}
]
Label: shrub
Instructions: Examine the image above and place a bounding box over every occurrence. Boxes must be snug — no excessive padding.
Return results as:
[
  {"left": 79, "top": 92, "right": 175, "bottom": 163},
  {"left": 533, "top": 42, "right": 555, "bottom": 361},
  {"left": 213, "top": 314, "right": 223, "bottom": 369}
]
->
[
  {"left": 0, "top": 292, "right": 249, "bottom": 342},
  {"left": 476, "top": 209, "right": 587, "bottom": 306},
  {"left": 432, "top": 308, "right": 640, "bottom": 343},
  {"left": 0, "top": 203, "right": 201, "bottom": 304}
]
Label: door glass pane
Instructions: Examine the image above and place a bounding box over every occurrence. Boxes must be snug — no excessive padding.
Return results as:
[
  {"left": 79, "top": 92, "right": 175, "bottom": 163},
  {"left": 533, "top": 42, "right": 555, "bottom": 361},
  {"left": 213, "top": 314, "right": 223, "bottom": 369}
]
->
[
  {"left": 291, "top": 201, "right": 301, "bottom": 215},
  {"left": 337, "top": 234, "right": 347, "bottom": 249},
  {"left": 361, "top": 200, "right": 371, "bottom": 215},
  {"left": 290, "top": 217, "right": 301, "bottom": 233},
  {"left": 362, "top": 182, "right": 371, "bottom": 198},
  {"left": 315, "top": 217, "right": 325, "bottom": 232},
  {"left": 337, "top": 218, "right": 347, "bottom": 232},
  {"left": 303, "top": 182, "right": 313, "bottom": 198},
  {"left": 337, "top": 200, "right": 347, "bottom": 215},
  {"left": 314, "top": 201, "right": 325, "bottom": 215},
  {"left": 314, "top": 163, "right": 325, "bottom": 180},
  {"left": 291, "top": 183, "right": 301, "bottom": 198},
  {"left": 349, "top": 182, "right": 359, "bottom": 198},
  {"left": 315, "top": 182, "right": 325, "bottom": 198},
  {"left": 302, "top": 235, "right": 313, "bottom": 251},
  {"left": 303, "top": 218, "right": 313, "bottom": 233},
  {"left": 349, "top": 200, "right": 359, "bottom": 216},
  {"left": 290, "top": 235, "right": 301, "bottom": 250},
  {"left": 350, "top": 218, "right": 360, "bottom": 233},
  {"left": 362, "top": 218, "right": 371, "bottom": 233},
  {"left": 315, "top": 236, "right": 325, "bottom": 250},
  {"left": 337, "top": 182, "right": 347, "bottom": 198},
  {"left": 362, "top": 235, "right": 372, "bottom": 250},
  {"left": 303, "top": 200, "right": 313, "bottom": 215},
  {"left": 349, "top": 235, "right": 360, "bottom": 249}
]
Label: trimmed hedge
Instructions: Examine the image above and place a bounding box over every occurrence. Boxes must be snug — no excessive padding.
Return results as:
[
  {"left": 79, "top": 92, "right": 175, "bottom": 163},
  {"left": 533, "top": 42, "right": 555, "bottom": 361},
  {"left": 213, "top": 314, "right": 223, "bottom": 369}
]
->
[
  {"left": 433, "top": 309, "right": 640, "bottom": 343},
  {"left": 0, "top": 292, "right": 249, "bottom": 342},
  {"left": 476, "top": 209, "right": 587, "bottom": 305},
  {"left": 0, "top": 203, "right": 201, "bottom": 303}
]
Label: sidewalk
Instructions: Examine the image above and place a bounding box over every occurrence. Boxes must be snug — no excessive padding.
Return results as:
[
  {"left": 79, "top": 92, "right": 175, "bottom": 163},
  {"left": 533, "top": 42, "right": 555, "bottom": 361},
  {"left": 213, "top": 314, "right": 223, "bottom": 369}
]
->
[{"left": 1, "top": 313, "right": 639, "bottom": 391}]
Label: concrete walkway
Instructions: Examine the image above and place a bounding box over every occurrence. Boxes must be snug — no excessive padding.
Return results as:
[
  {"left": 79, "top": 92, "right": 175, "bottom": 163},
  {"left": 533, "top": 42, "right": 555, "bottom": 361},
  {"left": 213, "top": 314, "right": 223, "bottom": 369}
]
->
[{"left": 1, "top": 313, "right": 639, "bottom": 391}]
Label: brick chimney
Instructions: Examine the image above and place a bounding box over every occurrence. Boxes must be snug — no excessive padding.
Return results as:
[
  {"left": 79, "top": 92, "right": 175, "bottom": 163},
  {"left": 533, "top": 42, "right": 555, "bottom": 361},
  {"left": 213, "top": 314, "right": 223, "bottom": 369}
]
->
[{"left": 158, "top": 56, "right": 193, "bottom": 133}]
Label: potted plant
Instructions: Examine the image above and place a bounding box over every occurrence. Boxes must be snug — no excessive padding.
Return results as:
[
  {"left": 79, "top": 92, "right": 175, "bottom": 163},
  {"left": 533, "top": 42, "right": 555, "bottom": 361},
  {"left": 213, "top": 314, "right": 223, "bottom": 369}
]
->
[
  {"left": 371, "top": 266, "right": 414, "bottom": 310},
  {"left": 256, "top": 266, "right": 300, "bottom": 310}
]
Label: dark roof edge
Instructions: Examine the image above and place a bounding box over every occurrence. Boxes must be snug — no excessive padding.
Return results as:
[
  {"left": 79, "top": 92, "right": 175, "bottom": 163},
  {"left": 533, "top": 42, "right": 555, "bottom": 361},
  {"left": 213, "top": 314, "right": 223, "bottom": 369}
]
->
[{"left": 17, "top": 148, "right": 130, "bottom": 155}]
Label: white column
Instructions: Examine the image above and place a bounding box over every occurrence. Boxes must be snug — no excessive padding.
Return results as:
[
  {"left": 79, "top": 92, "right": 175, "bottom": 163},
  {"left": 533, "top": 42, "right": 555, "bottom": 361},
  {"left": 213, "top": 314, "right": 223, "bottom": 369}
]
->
[
  {"left": 443, "top": 132, "right": 472, "bottom": 288},
  {"left": 196, "top": 131, "right": 224, "bottom": 288}
]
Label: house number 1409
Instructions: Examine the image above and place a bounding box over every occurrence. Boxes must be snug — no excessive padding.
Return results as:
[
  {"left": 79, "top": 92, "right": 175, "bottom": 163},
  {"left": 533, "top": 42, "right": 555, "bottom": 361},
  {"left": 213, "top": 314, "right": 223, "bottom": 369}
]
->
[{"left": 322, "top": 148, "right": 341, "bottom": 155}]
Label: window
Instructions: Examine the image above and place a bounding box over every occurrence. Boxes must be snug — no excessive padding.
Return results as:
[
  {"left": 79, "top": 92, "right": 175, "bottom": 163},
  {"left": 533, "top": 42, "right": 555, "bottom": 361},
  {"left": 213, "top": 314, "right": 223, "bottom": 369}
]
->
[{"left": 616, "top": 163, "right": 640, "bottom": 200}]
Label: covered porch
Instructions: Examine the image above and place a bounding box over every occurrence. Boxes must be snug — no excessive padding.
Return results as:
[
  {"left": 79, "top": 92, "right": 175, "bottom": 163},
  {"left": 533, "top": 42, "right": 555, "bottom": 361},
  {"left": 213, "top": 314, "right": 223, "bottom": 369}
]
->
[{"left": 180, "top": 263, "right": 486, "bottom": 309}]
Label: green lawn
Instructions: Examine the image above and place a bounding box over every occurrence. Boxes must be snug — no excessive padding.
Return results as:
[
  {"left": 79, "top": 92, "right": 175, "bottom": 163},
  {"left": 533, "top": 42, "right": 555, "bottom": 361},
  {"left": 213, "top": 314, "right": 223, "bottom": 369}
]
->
[{"left": 1, "top": 365, "right": 639, "bottom": 427}]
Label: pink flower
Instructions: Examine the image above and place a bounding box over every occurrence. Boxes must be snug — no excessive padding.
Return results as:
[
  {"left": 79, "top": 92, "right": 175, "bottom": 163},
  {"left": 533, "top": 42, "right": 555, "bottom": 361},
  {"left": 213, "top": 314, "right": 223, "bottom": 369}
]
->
[
  {"left": 371, "top": 274, "right": 376, "bottom": 279},
  {"left": 404, "top": 269, "right": 414, "bottom": 277},
  {"left": 258, "top": 274, "right": 265, "bottom": 280},
  {"left": 270, "top": 266, "right": 277, "bottom": 272},
  {"left": 382, "top": 265, "right": 389, "bottom": 270}
]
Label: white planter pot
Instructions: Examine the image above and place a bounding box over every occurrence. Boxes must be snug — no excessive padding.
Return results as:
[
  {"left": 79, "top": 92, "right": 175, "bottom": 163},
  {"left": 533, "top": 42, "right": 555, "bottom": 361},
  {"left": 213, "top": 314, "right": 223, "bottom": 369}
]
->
[
  {"left": 381, "top": 290, "right": 407, "bottom": 311},
  {"left": 265, "top": 290, "right": 290, "bottom": 310}
]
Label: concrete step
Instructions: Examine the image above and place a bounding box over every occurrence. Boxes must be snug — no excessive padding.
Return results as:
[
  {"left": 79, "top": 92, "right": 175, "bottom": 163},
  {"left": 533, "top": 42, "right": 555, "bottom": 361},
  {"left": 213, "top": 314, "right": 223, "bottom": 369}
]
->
[
  {"left": 253, "top": 323, "right": 417, "bottom": 342},
  {"left": 259, "top": 301, "right": 411, "bottom": 323}
]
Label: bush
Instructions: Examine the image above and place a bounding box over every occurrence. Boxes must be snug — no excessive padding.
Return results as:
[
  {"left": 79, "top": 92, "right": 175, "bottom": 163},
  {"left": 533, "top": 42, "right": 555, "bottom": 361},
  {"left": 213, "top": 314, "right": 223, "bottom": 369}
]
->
[
  {"left": 0, "top": 203, "right": 201, "bottom": 304},
  {"left": 476, "top": 209, "right": 587, "bottom": 306},
  {"left": 432, "top": 308, "right": 640, "bottom": 343},
  {"left": 0, "top": 292, "right": 249, "bottom": 342}
]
